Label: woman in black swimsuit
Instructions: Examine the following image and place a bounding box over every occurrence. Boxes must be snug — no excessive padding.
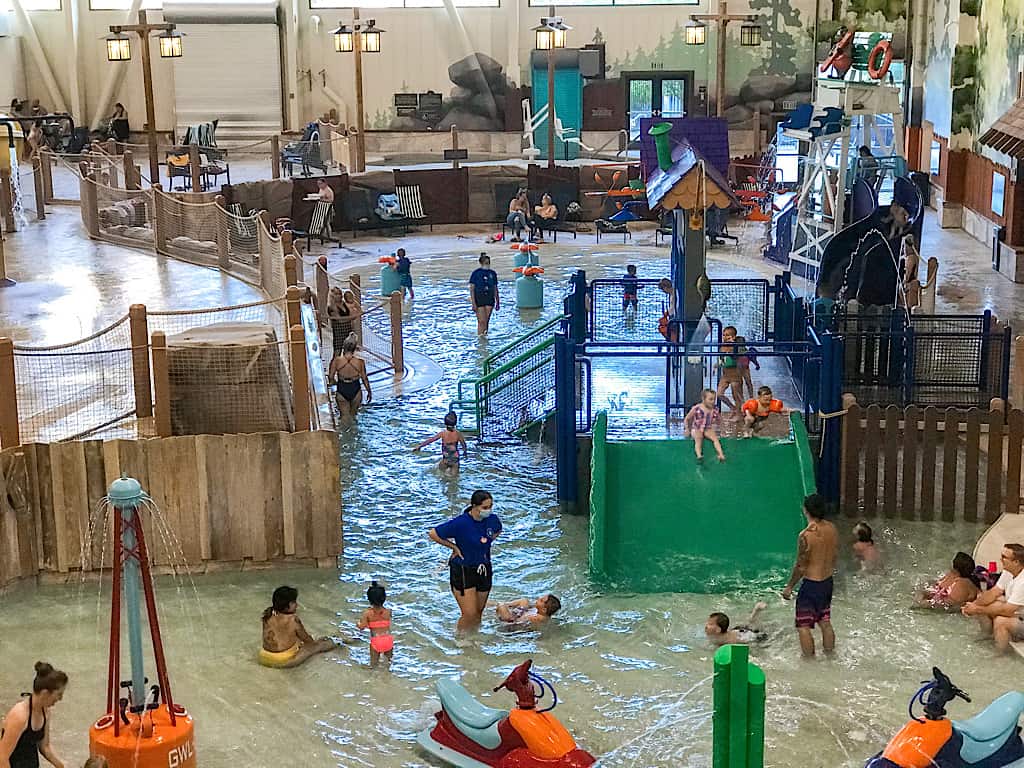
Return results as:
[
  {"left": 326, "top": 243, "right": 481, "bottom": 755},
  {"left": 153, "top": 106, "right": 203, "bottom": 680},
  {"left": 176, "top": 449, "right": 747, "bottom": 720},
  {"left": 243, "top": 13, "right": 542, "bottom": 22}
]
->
[
  {"left": 0, "top": 662, "right": 68, "bottom": 768},
  {"left": 325, "top": 287, "right": 355, "bottom": 358},
  {"left": 328, "top": 334, "right": 372, "bottom": 421}
]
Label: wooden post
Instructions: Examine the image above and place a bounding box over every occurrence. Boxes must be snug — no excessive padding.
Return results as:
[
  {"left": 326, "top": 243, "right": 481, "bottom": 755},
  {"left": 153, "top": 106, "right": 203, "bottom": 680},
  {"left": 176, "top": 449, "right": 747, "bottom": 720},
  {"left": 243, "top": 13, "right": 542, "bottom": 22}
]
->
[
  {"left": 152, "top": 182, "right": 167, "bottom": 253},
  {"left": 450, "top": 125, "right": 460, "bottom": 170},
  {"left": 0, "top": 337, "right": 20, "bottom": 448},
  {"left": 0, "top": 169, "right": 15, "bottom": 233},
  {"left": 389, "top": 290, "right": 404, "bottom": 375},
  {"left": 40, "top": 149, "right": 53, "bottom": 203},
  {"left": 289, "top": 324, "right": 310, "bottom": 432},
  {"left": 123, "top": 150, "right": 140, "bottom": 190},
  {"left": 1014, "top": 335, "right": 1024, "bottom": 410},
  {"left": 349, "top": 273, "right": 363, "bottom": 343},
  {"left": 546, "top": 10, "right": 555, "bottom": 169},
  {"left": 353, "top": 7, "right": 366, "bottom": 174},
  {"left": 214, "top": 193, "right": 230, "bottom": 270},
  {"left": 284, "top": 251, "right": 298, "bottom": 287},
  {"left": 271, "top": 135, "right": 281, "bottom": 180},
  {"left": 286, "top": 285, "right": 302, "bottom": 330},
  {"left": 151, "top": 330, "right": 172, "bottom": 437},
  {"left": 32, "top": 156, "right": 46, "bottom": 220},
  {"left": 315, "top": 256, "right": 330, "bottom": 319},
  {"left": 715, "top": 1, "right": 727, "bottom": 117},
  {"left": 79, "top": 168, "right": 100, "bottom": 238},
  {"left": 105, "top": 139, "right": 121, "bottom": 188},
  {"left": 129, "top": 304, "right": 153, "bottom": 418},
  {"left": 138, "top": 9, "right": 161, "bottom": 185},
  {"left": 188, "top": 143, "right": 202, "bottom": 193}
]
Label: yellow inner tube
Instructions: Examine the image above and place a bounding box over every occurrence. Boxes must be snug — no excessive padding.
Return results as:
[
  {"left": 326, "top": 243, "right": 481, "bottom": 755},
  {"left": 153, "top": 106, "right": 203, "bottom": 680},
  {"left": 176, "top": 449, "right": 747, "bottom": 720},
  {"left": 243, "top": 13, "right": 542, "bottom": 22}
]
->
[{"left": 259, "top": 644, "right": 299, "bottom": 668}]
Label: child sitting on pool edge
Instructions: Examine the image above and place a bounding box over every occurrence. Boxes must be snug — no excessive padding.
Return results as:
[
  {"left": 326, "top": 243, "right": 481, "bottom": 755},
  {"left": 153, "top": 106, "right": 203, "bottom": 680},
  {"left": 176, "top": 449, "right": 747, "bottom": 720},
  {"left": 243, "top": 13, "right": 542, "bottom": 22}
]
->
[
  {"left": 495, "top": 594, "right": 562, "bottom": 629},
  {"left": 414, "top": 411, "right": 467, "bottom": 475},
  {"left": 684, "top": 388, "right": 725, "bottom": 463},
  {"left": 705, "top": 602, "right": 769, "bottom": 646},
  {"left": 357, "top": 581, "right": 394, "bottom": 668}
]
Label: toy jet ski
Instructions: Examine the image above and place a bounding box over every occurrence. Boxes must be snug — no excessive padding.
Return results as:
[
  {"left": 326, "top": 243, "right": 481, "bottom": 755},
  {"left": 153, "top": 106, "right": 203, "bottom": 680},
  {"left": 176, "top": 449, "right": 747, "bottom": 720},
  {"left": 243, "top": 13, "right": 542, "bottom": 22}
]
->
[
  {"left": 417, "top": 659, "right": 597, "bottom": 768},
  {"left": 866, "top": 667, "right": 1024, "bottom": 768}
]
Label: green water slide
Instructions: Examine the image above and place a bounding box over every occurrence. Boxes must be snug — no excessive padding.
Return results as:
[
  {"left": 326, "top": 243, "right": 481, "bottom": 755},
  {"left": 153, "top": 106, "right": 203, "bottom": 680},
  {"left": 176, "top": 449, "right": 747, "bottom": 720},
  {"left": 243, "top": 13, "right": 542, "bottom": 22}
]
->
[{"left": 589, "top": 411, "right": 817, "bottom": 593}]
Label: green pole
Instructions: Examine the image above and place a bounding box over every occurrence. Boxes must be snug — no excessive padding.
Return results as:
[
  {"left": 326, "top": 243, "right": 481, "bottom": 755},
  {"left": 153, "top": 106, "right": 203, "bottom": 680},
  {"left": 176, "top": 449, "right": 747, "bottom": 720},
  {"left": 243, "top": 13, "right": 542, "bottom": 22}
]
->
[
  {"left": 712, "top": 644, "right": 766, "bottom": 768},
  {"left": 648, "top": 122, "right": 673, "bottom": 171}
]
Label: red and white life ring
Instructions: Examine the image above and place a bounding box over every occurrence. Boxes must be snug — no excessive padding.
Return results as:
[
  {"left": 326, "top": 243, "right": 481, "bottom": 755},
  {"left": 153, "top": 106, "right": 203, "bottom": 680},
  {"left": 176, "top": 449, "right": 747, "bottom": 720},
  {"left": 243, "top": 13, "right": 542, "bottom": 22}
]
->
[
  {"left": 820, "top": 29, "right": 856, "bottom": 73},
  {"left": 868, "top": 39, "right": 894, "bottom": 80}
]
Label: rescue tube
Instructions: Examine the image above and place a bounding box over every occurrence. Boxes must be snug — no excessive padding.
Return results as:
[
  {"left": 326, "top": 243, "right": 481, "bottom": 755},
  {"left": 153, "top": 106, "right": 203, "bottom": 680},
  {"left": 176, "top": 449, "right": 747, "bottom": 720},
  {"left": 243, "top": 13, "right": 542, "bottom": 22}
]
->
[
  {"left": 820, "top": 29, "right": 855, "bottom": 73},
  {"left": 867, "top": 39, "right": 893, "bottom": 80},
  {"left": 258, "top": 644, "right": 300, "bottom": 668}
]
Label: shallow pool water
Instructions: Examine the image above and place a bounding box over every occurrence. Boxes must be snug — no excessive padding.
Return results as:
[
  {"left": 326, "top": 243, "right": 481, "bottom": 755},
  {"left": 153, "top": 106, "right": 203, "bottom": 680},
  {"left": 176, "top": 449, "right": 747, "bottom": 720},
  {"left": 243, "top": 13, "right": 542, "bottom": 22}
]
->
[{"left": 1, "top": 251, "right": 1020, "bottom": 768}]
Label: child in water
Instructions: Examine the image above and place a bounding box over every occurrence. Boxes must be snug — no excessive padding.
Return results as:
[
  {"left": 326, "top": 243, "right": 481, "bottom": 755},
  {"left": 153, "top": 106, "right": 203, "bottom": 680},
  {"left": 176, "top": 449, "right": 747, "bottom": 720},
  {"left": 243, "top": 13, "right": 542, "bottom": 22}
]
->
[
  {"left": 852, "top": 522, "right": 882, "bottom": 570},
  {"left": 495, "top": 594, "right": 562, "bottom": 629},
  {"left": 684, "top": 388, "right": 726, "bottom": 463},
  {"left": 414, "top": 412, "right": 467, "bottom": 474},
  {"left": 357, "top": 581, "right": 393, "bottom": 668},
  {"left": 705, "top": 602, "right": 769, "bottom": 646}
]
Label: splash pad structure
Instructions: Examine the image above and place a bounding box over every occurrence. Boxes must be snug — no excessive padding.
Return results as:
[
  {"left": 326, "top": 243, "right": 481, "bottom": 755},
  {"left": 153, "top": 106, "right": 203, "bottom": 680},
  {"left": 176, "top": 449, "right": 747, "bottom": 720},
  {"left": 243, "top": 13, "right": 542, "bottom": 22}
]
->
[{"left": 89, "top": 476, "right": 197, "bottom": 768}]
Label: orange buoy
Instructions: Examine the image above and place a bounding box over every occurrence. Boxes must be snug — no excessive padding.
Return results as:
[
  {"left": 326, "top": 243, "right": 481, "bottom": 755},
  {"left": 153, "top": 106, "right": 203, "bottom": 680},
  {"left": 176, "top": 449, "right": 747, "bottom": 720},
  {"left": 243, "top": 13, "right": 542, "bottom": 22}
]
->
[
  {"left": 513, "top": 266, "right": 545, "bottom": 276},
  {"left": 90, "top": 705, "right": 196, "bottom": 768},
  {"left": 378, "top": 256, "right": 397, "bottom": 265},
  {"left": 867, "top": 39, "right": 893, "bottom": 80}
]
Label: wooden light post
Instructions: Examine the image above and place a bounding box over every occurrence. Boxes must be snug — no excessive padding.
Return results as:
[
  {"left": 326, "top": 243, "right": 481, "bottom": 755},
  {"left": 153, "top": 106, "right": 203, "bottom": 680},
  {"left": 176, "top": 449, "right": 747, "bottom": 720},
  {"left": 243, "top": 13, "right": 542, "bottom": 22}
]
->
[
  {"left": 106, "top": 10, "right": 182, "bottom": 184},
  {"left": 688, "top": 0, "right": 761, "bottom": 117},
  {"left": 332, "top": 10, "right": 383, "bottom": 174}
]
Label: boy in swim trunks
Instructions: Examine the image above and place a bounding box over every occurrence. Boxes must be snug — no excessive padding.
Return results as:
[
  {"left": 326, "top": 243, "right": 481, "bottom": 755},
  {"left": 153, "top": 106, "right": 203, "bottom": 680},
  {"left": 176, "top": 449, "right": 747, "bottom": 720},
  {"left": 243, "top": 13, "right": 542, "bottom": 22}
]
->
[
  {"left": 357, "top": 581, "right": 393, "bottom": 668},
  {"left": 741, "top": 385, "right": 790, "bottom": 437},
  {"left": 260, "top": 585, "right": 339, "bottom": 668},
  {"left": 622, "top": 264, "right": 639, "bottom": 313},
  {"left": 782, "top": 494, "right": 838, "bottom": 657},
  {"left": 414, "top": 411, "right": 467, "bottom": 475},
  {"left": 705, "top": 602, "right": 769, "bottom": 646},
  {"left": 495, "top": 594, "right": 562, "bottom": 628}
]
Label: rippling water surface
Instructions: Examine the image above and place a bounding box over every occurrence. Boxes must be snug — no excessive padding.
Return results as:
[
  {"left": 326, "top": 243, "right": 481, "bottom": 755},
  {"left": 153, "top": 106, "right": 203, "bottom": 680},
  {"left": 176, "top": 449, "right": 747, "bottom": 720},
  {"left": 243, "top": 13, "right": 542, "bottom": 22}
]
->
[{"left": 1, "top": 253, "right": 1020, "bottom": 767}]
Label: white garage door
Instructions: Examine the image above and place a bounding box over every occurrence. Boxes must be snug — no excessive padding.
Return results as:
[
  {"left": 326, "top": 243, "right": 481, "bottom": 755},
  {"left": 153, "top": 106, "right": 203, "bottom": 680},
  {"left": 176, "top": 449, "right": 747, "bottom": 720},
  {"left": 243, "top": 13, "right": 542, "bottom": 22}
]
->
[{"left": 164, "top": 1, "right": 282, "bottom": 140}]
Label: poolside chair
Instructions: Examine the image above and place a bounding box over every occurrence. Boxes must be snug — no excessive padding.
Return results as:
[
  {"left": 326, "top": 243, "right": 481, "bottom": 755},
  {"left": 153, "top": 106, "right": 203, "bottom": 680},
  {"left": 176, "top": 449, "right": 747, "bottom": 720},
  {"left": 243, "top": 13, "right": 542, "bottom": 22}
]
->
[
  {"left": 293, "top": 199, "right": 334, "bottom": 249},
  {"left": 395, "top": 185, "right": 430, "bottom": 230}
]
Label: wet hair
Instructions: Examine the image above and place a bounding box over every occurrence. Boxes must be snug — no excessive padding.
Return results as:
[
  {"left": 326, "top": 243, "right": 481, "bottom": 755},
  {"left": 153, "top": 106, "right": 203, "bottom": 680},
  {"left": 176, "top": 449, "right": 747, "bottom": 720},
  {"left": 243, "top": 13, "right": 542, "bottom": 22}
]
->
[
  {"left": 626, "top": 264, "right": 637, "bottom": 274},
  {"left": 708, "top": 612, "right": 729, "bottom": 632},
  {"left": 953, "top": 551, "right": 976, "bottom": 579},
  {"left": 543, "top": 594, "right": 562, "bottom": 616},
  {"left": 1005, "top": 543, "right": 1024, "bottom": 563},
  {"left": 757, "top": 386, "right": 773, "bottom": 397},
  {"left": 262, "top": 586, "right": 298, "bottom": 622},
  {"left": 32, "top": 662, "right": 68, "bottom": 693},
  {"left": 444, "top": 411, "right": 458, "bottom": 428},
  {"left": 464, "top": 489, "right": 493, "bottom": 514},
  {"left": 658, "top": 278, "right": 673, "bottom": 293},
  {"left": 397, "top": 248, "right": 406, "bottom": 258},
  {"left": 367, "top": 580, "right": 387, "bottom": 607},
  {"left": 84, "top": 758, "right": 110, "bottom": 768},
  {"left": 342, "top": 333, "right": 358, "bottom": 354},
  {"left": 803, "top": 493, "right": 826, "bottom": 520},
  {"left": 479, "top": 253, "right": 490, "bottom": 265},
  {"left": 853, "top": 522, "right": 873, "bottom": 543},
  {"left": 723, "top": 325, "right": 737, "bottom": 336},
  {"left": 859, "top": 145, "right": 872, "bottom": 156}
]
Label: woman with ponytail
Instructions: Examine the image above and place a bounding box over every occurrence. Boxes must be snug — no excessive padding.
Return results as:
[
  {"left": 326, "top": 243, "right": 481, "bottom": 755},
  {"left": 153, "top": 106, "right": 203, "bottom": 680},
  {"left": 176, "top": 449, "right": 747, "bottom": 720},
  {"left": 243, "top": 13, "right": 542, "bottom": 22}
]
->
[{"left": 0, "top": 661, "right": 68, "bottom": 768}]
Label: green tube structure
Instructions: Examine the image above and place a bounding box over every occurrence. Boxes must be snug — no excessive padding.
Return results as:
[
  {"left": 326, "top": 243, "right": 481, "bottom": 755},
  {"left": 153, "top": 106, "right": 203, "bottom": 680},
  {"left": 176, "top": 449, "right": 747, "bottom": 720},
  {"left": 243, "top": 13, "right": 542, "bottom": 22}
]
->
[
  {"left": 712, "top": 644, "right": 766, "bottom": 768},
  {"left": 648, "top": 122, "right": 673, "bottom": 171}
]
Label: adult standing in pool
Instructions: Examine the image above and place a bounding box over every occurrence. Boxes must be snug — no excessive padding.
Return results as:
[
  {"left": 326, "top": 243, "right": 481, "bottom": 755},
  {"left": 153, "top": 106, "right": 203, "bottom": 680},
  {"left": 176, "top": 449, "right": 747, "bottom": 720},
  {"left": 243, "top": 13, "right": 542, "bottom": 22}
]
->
[
  {"left": 469, "top": 253, "right": 500, "bottom": 335},
  {"left": 429, "top": 490, "right": 502, "bottom": 633},
  {"left": 0, "top": 661, "right": 68, "bottom": 768}
]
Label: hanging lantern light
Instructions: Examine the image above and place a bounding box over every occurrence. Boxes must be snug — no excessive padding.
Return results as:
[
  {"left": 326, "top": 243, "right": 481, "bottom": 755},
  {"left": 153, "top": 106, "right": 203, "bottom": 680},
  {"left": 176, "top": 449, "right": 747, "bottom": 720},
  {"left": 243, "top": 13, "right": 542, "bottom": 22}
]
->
[
  {"left": 361, "top": 20, "right": 384, "bottom": 53},
  {"left": 105, "top": 32, "right": 132, "bottom": 62},
  {"left": 332, "top": 23, "right": 354, "bottom": 53},
  {"left": 740, "top": 23, "right": 762, "bottom": 46},
  {"left": 551, "top": 19, "right": 571, "bottom": 49},
  {"left": 685, "top": 20, "right": 707, "bottom": 46},
  {"left": 534, "top": 22, "right": 555, "bottom": 51},
  {"left": 157, "top": 31, "right": 183, "bottom": 58}
]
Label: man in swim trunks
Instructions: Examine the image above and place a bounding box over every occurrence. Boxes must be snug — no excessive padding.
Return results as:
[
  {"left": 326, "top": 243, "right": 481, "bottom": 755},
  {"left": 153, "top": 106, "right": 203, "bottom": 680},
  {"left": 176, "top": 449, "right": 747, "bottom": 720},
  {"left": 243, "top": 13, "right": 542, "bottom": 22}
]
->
[
  {"left": 260, "top": 585, "right": 339, "bottom": 668},
  {"left": 705, "top": 601, "right": 768, "bottom": 646},
  {"left": 495, "top": 594, "right": 562, "bottom": 628},
  {"left": 782, "top": 493, "right": 838, "bottom": 657},
  {"left": 962, "top": 543, "right": 1024, "bottom": 654}
]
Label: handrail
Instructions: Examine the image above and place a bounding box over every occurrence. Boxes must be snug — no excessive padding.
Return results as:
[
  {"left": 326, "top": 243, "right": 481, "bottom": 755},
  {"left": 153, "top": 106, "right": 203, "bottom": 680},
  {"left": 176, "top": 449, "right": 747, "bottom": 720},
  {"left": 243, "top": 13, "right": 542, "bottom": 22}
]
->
[{"left": 483, "top": 314, "right": 566, "bottom": 376}]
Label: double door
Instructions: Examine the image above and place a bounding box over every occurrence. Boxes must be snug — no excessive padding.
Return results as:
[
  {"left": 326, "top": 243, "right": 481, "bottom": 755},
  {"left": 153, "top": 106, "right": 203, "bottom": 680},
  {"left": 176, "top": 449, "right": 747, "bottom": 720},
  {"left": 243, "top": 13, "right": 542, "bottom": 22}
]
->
[{"left": 624, "top": 72, "right": 692, "bottom": 141}]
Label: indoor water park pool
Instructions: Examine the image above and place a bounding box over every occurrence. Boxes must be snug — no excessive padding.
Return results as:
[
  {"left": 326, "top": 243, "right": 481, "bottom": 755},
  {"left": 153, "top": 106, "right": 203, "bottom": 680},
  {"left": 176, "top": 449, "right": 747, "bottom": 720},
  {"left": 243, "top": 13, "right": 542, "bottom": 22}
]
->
[{"left": 1, "top": 252, "right": 1021, "bottom": 768}]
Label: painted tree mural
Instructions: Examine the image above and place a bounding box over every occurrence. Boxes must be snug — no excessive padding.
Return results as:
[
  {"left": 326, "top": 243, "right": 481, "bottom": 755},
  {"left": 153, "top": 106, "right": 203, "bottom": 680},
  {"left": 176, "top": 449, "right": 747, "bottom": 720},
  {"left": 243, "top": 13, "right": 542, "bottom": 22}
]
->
[{"left": 749, "top": 0, "right": 803, "bottom": 75}]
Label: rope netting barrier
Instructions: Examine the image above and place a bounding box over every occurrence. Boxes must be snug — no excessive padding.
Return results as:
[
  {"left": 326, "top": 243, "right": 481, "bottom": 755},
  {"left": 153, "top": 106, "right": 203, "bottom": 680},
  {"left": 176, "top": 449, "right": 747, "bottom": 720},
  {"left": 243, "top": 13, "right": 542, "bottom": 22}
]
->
[
  {"left": 12, "top": 315, "right": 136, "bottom": 443},
  {"left": 154, "top": 188, "right": 222, "bottom": 266},
  {"left": 218, "top": 205, "right": 261, "bottom": 267},
  {"left": 259, "top": 224, "right": 288, "bottom": 301},
  {"left": 86, "top": 176, "right": 156, "bottom": 248}
]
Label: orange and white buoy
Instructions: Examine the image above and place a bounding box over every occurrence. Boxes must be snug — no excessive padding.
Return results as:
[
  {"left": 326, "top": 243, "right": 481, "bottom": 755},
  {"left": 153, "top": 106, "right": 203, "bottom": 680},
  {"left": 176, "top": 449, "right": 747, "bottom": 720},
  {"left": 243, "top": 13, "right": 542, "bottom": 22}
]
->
[{"left": 90, "top": 705, "right": 196, "bottom": 768}]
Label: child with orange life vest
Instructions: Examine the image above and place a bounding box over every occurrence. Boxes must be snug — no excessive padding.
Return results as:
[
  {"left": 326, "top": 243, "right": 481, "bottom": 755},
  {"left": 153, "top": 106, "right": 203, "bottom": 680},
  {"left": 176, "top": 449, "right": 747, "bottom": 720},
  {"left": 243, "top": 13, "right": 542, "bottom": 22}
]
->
[
  {"left": 741, "top": 385, "right": 790, "bottom": 437},
  {"left": 357, "top": 581, "right": 393, "bottom": 668},
  {"left": 684, "top": 388, "right": 726, "bottom": 463}
]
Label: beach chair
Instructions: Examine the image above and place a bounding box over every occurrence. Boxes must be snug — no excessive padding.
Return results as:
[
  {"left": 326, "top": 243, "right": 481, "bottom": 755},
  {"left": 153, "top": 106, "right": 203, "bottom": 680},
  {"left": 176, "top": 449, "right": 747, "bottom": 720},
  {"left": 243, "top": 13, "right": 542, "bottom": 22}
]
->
[{"left": 395, "top": 185, "right": 430, "bottom": 231}]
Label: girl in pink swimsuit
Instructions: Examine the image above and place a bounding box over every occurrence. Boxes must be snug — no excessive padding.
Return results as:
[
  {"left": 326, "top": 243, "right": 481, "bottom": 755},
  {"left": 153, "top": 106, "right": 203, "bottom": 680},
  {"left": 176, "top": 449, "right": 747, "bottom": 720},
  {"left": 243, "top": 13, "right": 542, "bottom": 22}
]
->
[
  {"left": 683, "top": 388, "right": 726, "bottom": 463},
  {"left": 357, "top": 581, "right": 393, "bottom": 668}
]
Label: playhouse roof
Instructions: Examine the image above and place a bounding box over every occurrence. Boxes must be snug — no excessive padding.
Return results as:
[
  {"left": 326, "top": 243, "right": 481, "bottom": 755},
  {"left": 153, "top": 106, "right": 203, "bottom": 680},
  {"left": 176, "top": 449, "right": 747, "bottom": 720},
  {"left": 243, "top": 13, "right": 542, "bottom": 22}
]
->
[
  {"left": 645, "top": 136, "right": 741, "bottom": 212},
  {"left": 979, "top": 98, "right": 1024, "bottom": 159}
]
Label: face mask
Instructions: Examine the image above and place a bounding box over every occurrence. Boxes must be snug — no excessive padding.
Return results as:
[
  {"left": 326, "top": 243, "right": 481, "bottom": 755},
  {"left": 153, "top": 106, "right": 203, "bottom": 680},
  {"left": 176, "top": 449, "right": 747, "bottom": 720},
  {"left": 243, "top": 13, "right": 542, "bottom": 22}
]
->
[{"left": 478, "top": 507, "right": 492, "bottom": 518}]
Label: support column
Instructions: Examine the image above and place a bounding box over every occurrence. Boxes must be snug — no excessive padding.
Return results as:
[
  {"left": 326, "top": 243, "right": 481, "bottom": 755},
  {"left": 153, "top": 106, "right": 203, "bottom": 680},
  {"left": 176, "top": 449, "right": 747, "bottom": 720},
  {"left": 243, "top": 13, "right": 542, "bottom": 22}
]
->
[
  {"left": 123, "top": 150, "right": 140, "bottom": 190},
  {"left": 389, "top": 291, "right": 404, "bottom": 375},
  {"left": 32, "top": 157, "right": 46, "bottom": 221},
  {"left": 289, "top": 324, "right": 310, "bottom": 432},
  {"left": 271, "top": 135, "right": 281, "bottom": 180},
  {"left": 151, "top": 331, "right": 171, "bottom": 437},
  {"left": 40, "top": 149, "right": 53, "bottom": 203},
  {"left": 129, "top": 304, "right": 152, "bottom": 418},
  {"left": 0, "top": 169, "right": 15, "bottom": 233},
  {"left": 188, "top": 143, "right": 202, "bottom": 194},
  {"left": 152, "top": 182, "right": 167, "bottom": 253},
  {"left": 0, "top": 337, "right": 21, "bottom": 448}
]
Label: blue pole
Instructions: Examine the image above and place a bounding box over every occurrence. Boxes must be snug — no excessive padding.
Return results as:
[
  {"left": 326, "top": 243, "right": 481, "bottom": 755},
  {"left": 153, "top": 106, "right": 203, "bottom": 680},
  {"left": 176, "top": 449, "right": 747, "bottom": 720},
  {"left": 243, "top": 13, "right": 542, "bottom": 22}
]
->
[
  {"left": 554, "top": 334, "right": 579, "bottom": 512},
  {"left": 121, "top": 506, "right": 146, "bottom": 709}
]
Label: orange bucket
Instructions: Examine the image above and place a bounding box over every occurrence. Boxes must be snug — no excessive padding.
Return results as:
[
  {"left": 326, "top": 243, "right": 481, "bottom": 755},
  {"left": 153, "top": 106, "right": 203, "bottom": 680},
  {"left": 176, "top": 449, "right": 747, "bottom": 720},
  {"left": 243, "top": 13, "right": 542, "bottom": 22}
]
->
[{"left": 90, "top": 704, "right": 196, "bottom": 768}]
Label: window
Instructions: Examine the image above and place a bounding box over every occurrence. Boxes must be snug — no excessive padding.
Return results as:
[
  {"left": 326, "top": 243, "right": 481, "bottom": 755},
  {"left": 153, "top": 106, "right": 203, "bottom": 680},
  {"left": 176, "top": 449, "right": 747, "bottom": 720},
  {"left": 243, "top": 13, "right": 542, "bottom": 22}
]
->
[
  {"left": 1, "top": 0, "right": 62, "bottom": 11},
  {"left": 992, "top": 171, "right": 1006, "bottom": 217},
  {"left": 311, "top": 0, "right": 496, "bottom": 7},
  {"left": 89, "top": 0, "right": 161, "bottom": 9},
  {"left": 531, "top": 0, "right": 695, "bottom": 5},
  {"left": 929, "top": 140, "right": 941, "bottom": 176}
]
